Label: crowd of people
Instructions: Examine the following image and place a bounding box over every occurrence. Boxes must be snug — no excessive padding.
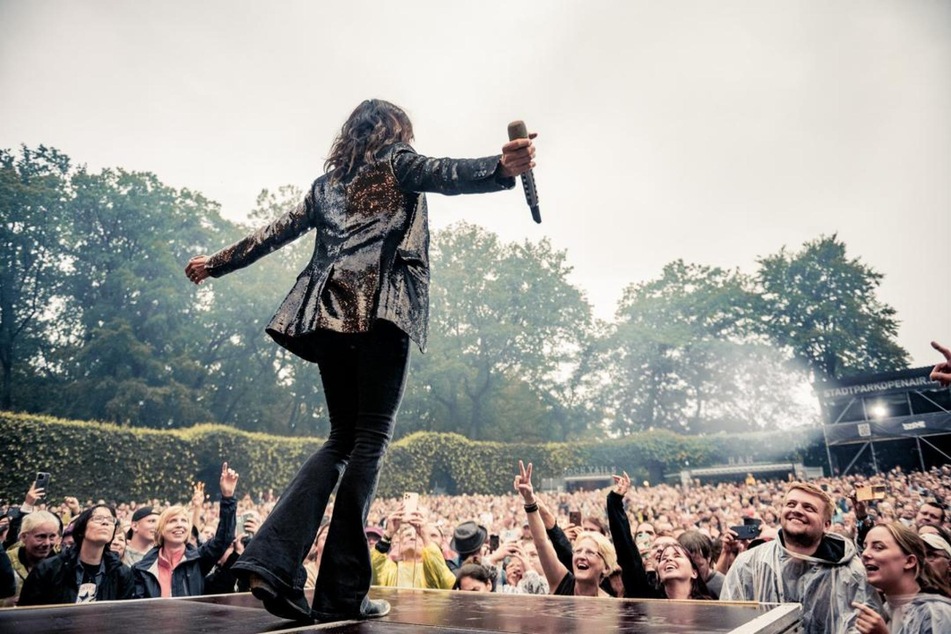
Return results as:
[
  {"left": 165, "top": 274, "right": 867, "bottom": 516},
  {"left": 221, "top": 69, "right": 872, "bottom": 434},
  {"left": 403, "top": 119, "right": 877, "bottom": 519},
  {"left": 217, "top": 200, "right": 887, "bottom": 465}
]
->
[
  {"left": 2, "top": 461, "right": 951, "bottom": 632},
  {"left": 7, "top": 296, "right": 951, "bottom": 627}
]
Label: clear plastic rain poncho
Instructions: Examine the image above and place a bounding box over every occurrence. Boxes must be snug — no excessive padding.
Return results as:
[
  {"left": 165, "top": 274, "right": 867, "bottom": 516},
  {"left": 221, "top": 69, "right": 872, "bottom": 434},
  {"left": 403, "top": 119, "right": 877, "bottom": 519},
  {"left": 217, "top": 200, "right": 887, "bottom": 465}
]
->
[
  {"left": 720, "top": 532, "right": 882, "bottom": 634},
  {"left": 884, "top": 593, "right": 951, "bottom": 634}
]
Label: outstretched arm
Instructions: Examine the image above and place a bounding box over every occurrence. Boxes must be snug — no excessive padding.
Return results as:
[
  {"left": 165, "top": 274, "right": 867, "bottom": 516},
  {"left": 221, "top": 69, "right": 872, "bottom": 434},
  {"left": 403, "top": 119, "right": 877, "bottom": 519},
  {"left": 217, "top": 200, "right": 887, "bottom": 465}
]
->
[
  {"left": 514, "top": 460, "right": 569, "bottom": 591},
  {"left": 185, "top": 192, "right": 315, "bottom": 283},
  {"left": 607, "top": 472, "right": 653, "bottom": 598},
  {"left": 390, "top": 134, "right": 536, "bottom": 196}
]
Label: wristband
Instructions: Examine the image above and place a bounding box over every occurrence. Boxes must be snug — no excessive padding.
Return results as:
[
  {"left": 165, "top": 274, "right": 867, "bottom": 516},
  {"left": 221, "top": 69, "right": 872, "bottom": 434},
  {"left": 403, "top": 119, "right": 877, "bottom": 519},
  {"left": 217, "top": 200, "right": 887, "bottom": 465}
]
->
[{"left": 524, "top": 503, "right": 539, "bottom": 513}]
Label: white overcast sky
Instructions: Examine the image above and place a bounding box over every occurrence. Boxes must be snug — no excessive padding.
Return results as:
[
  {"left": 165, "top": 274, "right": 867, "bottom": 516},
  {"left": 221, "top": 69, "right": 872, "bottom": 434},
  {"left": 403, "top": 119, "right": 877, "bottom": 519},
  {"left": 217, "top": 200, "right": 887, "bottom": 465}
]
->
[{"left": 2, "top": 0, "right": 949, "bottom": 368}]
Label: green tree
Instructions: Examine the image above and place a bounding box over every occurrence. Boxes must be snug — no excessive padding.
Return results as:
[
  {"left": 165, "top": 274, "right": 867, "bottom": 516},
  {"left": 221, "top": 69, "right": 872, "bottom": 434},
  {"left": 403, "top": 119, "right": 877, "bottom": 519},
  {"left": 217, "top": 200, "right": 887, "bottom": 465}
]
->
[
  {"left": 59, "top": 167, "right": 226, "bottom": 426},
  {"left": 400, "top": 222, "right": 594, "bottom": 442},
  {"left": 0, "top": 146, "right": 74, "bottom": 411},
  {"left": 756, "top": 234, "right": 908, "bottom": 381},
  {"left": 599, "top": 260, "right": 788, "bottom": 435}
]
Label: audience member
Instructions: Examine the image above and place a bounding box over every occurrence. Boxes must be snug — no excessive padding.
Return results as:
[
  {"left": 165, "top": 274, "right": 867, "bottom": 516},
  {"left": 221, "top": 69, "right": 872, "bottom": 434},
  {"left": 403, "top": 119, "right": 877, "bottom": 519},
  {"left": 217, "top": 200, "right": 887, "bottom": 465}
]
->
[
  {"left": 18, "top": 505, "right": 134, "bottom": 605},
  {"left": 721, "top": 482, "right": 880, "bottom": 634},
  {"left": 110, "top": 528, "right": 127, "bottom": 561},
  {"left": 516, "top": 460, "right": 617, "bottom": 598},
  {"left": 5, "top": 510, "right": 60, "bottom": 603},
  {"left": 679, "top": 529, "right": 724, "bottom": 597},
  {"left": 371, "top": 508, "right": 455, "bottom": 590},
  {"left": 916, "top": 500, "right": 946, "bottom": 531},
  {"left": 449, "top": 521, "right": 488, "bottom": 570},
  {"left": 132, "top": 463, "right": 238, "bottom": 598},
  {"left": 656, "top": 542, "right": 713, "bottom": 600},
  {"left": 920, "top": 528, "right": 951, "bottom": 592},
  {"left": 853, "top": 522, "right": 951, "bottom": 633},
  {"left": 123, "top": 507, "right": 159, "bottom": 566},
  {"left": 453, "top": 563, "right": 493, "bottom": 592}
]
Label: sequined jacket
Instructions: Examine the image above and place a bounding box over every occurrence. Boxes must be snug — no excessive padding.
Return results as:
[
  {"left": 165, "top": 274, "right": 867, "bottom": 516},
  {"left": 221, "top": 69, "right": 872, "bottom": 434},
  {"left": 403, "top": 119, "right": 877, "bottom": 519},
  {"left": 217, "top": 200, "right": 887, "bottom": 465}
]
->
[{"left": 206, "top": 143, "right": 514, "bottom": 357}]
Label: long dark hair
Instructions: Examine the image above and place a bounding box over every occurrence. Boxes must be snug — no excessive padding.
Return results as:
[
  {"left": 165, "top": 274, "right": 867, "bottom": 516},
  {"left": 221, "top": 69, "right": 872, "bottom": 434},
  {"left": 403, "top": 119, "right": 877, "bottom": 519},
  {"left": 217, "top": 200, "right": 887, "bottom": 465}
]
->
[
  {"left": 72, "top": 504, "right": 118, "bottom": 552},
  {"left": 658, "top": 543, "right": 713, "bottom": 600},
  {"left": 324, "top": 99, "right": 414, "bottom": 184}
]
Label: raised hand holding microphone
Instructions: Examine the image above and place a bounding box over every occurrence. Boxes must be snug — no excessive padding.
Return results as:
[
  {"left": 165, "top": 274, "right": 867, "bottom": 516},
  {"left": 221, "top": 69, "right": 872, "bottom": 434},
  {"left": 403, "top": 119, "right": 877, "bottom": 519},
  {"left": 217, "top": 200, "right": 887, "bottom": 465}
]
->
[{"left": 501, "top": 122, "right": 540, "bottom": 223}]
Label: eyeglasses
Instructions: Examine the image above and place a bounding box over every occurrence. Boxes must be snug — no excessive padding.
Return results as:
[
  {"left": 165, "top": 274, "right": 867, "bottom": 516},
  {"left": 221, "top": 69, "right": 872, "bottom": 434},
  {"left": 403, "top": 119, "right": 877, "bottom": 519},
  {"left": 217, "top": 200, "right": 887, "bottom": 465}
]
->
[
  {"left": 925, "top": 550, "right": 950, "bottom": 561},
  {"left": 572, "top": 546, "right": 605, "bottom": 561},
  {"left": 89, "top": 515, "right": 117, "bottom": 526}
]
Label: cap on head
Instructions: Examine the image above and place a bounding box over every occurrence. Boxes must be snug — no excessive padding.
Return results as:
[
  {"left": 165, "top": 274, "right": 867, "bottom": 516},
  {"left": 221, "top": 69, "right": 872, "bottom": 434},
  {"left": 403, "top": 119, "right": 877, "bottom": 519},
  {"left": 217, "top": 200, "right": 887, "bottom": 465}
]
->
[{"left": 131, "top": 507, "right": 158, "bottom": 523}]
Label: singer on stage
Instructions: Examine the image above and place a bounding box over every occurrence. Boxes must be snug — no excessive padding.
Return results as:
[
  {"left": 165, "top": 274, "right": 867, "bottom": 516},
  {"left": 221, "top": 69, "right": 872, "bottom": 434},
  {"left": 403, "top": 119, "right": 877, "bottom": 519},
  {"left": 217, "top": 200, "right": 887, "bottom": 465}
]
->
[{"left": 184, "top": 99, "right": 536, "bottom": 622}]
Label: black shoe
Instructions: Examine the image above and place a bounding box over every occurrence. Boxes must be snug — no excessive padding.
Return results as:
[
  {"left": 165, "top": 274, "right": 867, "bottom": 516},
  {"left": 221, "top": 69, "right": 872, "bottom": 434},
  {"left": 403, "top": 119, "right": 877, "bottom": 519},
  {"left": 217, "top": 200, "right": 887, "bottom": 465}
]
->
[
  {"left": 249, "top": 575, "right": 313, "bottom": 622},
  {"left": 313, "top": 598, "right": 391, "bottom": 622},
  {"left": 360, "top": 599, "right": 391, "bottom": 619}
]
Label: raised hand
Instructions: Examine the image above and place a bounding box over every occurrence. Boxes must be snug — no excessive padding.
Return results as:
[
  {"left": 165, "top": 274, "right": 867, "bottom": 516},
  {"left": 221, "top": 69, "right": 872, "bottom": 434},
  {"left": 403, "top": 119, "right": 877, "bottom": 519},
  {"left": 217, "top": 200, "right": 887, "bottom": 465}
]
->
[
  {"left": 219, "top": 462, "right": 239, "bottom": 498},
  {"left": 931, "top": 341, "right": 951, "bottom": 386},
  {"left": 514, "top": 460, "right": 536, "bottom": 504},
  {"left": 243, "top": 514, "right": 261, "bottom": 535},
  {"left": 191, "top": 481, "right": 206, "bottom": 507},
  {"left": 384, "top": 509, "right": 403, "bottom": 540},
  {"left": 64, "top": 496, "right": 81, "bottom": 514},
  {"left": 25, "top": 480, "right": 45, "bottom": 507},
  {"left": 613, "top": 471, "right": 632, "bottom": 497}
]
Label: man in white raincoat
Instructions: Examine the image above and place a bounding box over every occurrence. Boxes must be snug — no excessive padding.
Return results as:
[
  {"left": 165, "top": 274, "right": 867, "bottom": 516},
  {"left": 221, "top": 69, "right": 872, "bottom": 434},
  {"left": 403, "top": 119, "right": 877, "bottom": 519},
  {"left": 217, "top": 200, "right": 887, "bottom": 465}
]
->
[{"left": 721, "top": 482, "right": 881, "bottom": 634}]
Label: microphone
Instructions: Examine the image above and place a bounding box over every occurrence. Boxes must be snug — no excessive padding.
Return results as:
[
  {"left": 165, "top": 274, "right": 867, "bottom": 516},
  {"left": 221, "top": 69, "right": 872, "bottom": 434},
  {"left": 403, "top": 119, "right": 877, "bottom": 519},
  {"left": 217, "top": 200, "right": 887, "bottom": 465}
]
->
[{"left": 507, "top": 120, "right": 541, "bottom": 224}]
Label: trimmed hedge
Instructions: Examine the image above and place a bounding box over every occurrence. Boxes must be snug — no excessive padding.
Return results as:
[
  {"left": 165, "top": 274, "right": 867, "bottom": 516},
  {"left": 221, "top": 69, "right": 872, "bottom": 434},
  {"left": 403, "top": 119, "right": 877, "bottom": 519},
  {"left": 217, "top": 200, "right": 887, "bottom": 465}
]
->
[{"left": 0, "top": 411, "right": 824, "bottom": 502}]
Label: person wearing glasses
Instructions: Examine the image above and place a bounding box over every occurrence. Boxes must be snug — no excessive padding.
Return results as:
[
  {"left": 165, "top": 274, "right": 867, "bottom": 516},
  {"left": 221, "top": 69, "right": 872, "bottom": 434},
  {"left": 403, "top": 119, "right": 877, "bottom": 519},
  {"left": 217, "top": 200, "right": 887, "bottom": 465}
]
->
[{"left": 18, "top": 505, "right": 134, "bottom": 605}]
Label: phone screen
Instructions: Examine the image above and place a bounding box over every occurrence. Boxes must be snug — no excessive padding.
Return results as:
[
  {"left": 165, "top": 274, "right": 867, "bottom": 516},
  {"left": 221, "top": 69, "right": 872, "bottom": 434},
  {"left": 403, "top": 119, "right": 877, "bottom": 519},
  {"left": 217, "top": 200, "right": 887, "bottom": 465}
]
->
[
  {"left": 569, "top": 510, "right": 582, "bottom": 526},
  {"left": 489, "top": 534, "right": 500, "bottom": 551}
]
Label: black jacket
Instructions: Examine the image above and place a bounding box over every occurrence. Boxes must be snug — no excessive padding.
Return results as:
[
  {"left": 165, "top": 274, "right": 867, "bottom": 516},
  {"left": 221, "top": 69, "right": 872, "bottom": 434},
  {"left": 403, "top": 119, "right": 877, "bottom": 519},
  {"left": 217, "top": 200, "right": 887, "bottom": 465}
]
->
[
  {"left": 18, "top": 548, "right": 134, "bottom": 605},
  {"left": 205, "top": 143, "right": 514, "bottom": 356},
  {"left": 606, "top": 491, "right": 662, "bottom": 598},
  {"left": 132, "top": 496, "right": 236, "bottom": 598}
]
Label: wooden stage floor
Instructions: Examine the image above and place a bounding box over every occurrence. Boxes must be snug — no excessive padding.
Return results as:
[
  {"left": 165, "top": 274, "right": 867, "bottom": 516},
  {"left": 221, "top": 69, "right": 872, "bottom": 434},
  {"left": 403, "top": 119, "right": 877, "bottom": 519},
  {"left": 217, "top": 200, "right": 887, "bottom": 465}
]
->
[{"left": 0, "top": 586, "right": 801, "bottom": 633}]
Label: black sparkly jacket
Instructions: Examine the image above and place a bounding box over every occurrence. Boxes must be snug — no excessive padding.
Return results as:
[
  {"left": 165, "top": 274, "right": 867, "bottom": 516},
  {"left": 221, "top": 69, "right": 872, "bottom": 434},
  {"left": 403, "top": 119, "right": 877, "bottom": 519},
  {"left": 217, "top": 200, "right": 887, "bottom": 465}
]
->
[{"left": 205, "top": 143, "right": 515, "bottom": 358}]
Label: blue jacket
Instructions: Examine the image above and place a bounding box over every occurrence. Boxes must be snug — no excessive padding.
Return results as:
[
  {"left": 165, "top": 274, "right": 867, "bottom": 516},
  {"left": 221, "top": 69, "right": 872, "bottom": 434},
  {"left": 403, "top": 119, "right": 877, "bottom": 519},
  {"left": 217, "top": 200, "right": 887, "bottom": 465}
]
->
[{"left": 132, "top": 496, "right": 236, "bottom": 598}]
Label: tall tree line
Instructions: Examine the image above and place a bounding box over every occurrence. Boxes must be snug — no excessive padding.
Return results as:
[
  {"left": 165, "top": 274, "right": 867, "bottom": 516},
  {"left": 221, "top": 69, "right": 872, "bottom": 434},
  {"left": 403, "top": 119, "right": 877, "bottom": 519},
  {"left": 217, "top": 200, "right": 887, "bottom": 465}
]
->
[{"left": 1, "top": 146, "right": 909, "bottom": 441}]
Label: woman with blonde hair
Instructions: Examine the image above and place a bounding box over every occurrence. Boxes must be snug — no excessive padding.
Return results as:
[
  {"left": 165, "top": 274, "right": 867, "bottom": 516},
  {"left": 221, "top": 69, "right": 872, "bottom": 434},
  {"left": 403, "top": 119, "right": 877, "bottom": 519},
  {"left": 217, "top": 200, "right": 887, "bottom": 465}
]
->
[
  {"left": 853, "top": 521, "right": 951, "bottom": 633},
  {"left": 132, "top": 464, "right": 238, "bottom": 598},
  {"left": 515, "top": 460, "right": 618, "bottom": 597}
]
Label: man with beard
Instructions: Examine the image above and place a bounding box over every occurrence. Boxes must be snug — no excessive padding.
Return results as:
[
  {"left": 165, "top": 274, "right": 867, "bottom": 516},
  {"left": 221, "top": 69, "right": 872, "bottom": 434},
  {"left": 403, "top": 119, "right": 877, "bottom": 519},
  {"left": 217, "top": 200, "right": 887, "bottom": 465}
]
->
[{"left": 720, "top": 482, "right": 880, "bottom": 634}]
